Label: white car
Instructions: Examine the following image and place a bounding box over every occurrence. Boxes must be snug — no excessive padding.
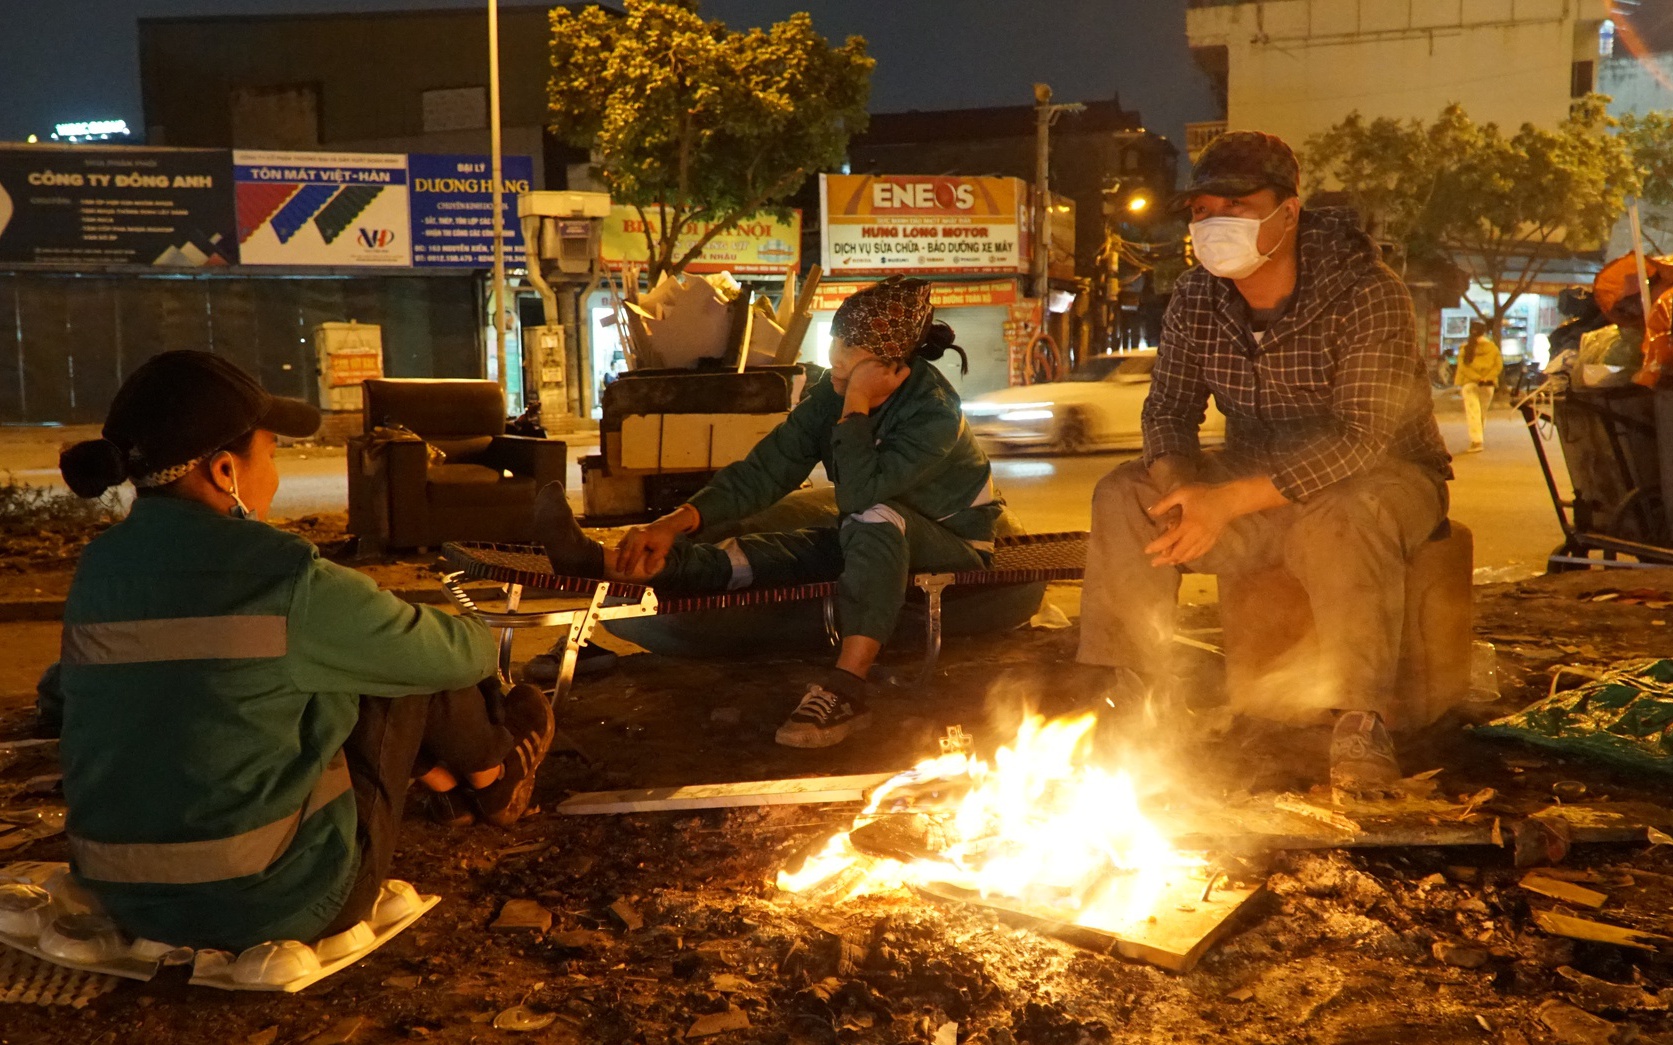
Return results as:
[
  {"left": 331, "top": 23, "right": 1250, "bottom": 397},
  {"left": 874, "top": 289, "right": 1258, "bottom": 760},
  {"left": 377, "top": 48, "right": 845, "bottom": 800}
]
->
[{"left": 962, "top": 351, "right": 1227, "bottom": 454}]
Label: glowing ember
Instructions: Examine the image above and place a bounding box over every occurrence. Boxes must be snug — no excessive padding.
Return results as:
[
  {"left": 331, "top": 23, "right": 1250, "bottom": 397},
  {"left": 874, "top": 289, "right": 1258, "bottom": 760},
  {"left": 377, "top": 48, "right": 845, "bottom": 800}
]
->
[{"left": 777, "top": 712, "right": 1204, "bottom": 937}]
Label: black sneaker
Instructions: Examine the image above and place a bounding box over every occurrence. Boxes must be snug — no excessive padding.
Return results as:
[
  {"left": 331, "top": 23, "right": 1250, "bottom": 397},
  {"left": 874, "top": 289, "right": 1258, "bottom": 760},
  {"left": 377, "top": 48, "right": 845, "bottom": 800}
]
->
[
  {"left": 533, "top": 482, "right": 606, "bottom": 578},
  {"left": 473, "top": 684, "right": 557, "bottom": 827},
  {"left": 421, "top": 788, "right": 476, "bottom": 828},
  {"left": 775, "top": 674, "right": 873, "bottom": 749},
  {"left": 521, "top": 643, "right": 620, "bottom": 686}
]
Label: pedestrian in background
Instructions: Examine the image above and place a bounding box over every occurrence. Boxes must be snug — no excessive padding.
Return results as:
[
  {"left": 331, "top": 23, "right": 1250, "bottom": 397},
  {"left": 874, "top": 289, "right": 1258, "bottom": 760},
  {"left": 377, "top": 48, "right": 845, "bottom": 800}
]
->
[{"left": 1454, "top": 319, "right": 1502, "bottom": 453}]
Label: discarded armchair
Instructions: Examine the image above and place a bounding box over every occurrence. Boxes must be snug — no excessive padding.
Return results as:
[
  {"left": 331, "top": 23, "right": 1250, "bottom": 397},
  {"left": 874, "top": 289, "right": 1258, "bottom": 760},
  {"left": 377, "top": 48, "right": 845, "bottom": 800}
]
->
[{"left": 347, "top": 379, "right": 567, "bottom": 551}]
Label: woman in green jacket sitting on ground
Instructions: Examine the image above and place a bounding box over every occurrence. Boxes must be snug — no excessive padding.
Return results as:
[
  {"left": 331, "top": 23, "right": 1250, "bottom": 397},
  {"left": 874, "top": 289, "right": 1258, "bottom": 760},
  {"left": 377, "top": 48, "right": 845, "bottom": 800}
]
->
[
  {"left": 43, "top": 351, "right": 556, "bottom": 953},
  {"left": 538, "top": 277, "right": 1004, "bottom": 750}
]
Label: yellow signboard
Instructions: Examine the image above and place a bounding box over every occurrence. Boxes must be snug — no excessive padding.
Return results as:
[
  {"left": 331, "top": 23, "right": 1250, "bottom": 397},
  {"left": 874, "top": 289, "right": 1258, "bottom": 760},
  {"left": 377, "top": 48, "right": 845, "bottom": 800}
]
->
[
  {"left": 820, "top": 174, "right": 1030, "bottom": 276},
  {"left": 599, "top": 206, "right": 800, "bottom": 274}
]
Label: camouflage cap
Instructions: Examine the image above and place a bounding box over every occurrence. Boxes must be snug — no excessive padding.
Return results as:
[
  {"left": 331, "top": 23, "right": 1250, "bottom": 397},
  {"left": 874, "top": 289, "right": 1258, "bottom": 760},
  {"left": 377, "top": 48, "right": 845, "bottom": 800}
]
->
[{"left": 1175, "top": 130, "right": 1301, "bottom": 209}]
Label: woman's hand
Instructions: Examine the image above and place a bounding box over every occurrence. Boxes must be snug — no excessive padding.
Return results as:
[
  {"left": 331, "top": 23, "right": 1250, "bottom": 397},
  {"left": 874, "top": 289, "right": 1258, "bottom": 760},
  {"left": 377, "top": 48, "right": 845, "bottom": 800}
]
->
[
  {"left": 842, "top": 359, "right": 909, "bottom": 416},
  {"left": 612, "top": 504, "right": 699, "bottom": 579}
]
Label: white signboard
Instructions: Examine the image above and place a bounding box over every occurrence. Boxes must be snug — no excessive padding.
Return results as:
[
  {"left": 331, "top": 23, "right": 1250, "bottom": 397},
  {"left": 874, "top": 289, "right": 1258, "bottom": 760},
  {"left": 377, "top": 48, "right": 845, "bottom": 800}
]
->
[{"left": 234, "top": 150, "right": 411, "bottom": 266}]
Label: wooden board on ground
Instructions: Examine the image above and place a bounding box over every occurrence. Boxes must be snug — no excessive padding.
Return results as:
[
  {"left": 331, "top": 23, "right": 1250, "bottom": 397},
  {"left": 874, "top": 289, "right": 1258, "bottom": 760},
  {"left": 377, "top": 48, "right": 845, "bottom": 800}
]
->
[
  {"left": 1533, "top": 909, "right": 1671, "bottom": 952},
  {"left": 557, "top": 773, "right": 898, "bottom": 815},
  {"left": 1522, "top": 872, "right": 1608, "bottom": 909},
  {"left": 916, "top": 876, "right": 1262, "bottom": 974},
  {"left": 1166, "top": 798, "right": 1673, "bottom": 853}
]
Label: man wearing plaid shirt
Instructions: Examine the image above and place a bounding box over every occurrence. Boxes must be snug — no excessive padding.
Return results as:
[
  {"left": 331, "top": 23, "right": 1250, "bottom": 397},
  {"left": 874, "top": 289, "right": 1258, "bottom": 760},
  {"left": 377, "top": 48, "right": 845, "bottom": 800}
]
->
[{"left": 1077, "top": 131, "right": 1452, "bottom": 795}]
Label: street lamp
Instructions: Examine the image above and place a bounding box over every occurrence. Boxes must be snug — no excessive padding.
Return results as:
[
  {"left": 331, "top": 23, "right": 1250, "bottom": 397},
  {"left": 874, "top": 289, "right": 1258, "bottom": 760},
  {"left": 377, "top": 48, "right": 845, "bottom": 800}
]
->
[{"left": 1127, "top": 193, "right": 1151, "bottom": 215}]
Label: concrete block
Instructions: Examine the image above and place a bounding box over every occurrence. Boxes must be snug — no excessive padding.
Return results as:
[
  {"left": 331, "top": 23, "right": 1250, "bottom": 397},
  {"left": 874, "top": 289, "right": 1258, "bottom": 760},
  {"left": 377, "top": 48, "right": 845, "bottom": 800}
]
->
[{"left": 1220, "top": 522, "right": 1474, "bottom": 731}]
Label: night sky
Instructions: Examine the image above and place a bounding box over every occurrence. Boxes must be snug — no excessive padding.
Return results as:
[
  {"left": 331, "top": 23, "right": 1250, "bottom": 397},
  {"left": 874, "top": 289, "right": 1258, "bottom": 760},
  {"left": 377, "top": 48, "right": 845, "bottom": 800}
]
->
[{"left": 0, "top": 0, "right": 1218, "bottom": 157}]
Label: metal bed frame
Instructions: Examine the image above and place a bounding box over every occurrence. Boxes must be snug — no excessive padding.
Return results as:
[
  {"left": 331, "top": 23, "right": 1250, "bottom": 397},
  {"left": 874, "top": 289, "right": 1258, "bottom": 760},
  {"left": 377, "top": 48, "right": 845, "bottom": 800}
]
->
[{"left": 439, "top": 532, "right": 1090, "bottom": 699}]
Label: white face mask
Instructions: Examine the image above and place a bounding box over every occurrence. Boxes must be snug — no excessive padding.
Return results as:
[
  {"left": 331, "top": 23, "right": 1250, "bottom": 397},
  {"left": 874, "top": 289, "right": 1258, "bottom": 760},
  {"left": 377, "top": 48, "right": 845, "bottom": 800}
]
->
[{"left": 1189, "top": 205, "right": 1288, "bottom": 280}]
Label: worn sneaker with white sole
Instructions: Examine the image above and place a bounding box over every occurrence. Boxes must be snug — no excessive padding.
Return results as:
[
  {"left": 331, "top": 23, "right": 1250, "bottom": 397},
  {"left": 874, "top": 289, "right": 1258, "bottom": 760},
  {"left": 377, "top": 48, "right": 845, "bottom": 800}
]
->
[
  {"left": 473, "top": 684, "right": 557, "bottom": 827},
  {"left": 775, "top": 679, "right": 873, "bottom": 749}
]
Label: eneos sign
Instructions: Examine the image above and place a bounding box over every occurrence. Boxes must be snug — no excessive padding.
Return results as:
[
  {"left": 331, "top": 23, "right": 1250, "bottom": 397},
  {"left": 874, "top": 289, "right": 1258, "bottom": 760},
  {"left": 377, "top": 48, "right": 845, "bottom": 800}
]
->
[{"left": 820, "top": 174, "right": 1029, "bottom": 275}]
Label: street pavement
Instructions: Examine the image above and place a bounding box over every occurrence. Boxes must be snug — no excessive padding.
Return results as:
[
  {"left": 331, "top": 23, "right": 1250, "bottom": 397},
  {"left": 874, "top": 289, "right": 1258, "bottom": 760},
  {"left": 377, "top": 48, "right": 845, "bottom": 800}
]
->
[
  {"left": 0, "top": 409, "right": 1568, "bottom": 703},
  {"left": 1, "top": 410, "right": 1563, "bottom": 574}
]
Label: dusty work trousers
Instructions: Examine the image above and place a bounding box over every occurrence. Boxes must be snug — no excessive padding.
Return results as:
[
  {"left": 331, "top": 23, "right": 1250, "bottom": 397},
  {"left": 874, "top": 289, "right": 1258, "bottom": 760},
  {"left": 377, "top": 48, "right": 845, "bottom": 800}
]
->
[
  {"left": 1460, "top": 382, "right": 1494, "bottom": 447},
  {"left": 651, "top": 502, "right": 989, "bottom": 642},
  {"left": 320, "top": 679, "right": 518, "bottom": 936},
  {"left": 1077, "top": 454, "right": 1444, "bottom": 714}
]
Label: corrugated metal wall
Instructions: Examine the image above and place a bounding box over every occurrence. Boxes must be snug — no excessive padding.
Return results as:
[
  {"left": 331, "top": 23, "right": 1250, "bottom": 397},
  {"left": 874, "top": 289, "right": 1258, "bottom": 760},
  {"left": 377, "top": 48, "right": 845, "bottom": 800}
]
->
[{"left": 0, "top": 271, "right": 483, "bottom": 424}]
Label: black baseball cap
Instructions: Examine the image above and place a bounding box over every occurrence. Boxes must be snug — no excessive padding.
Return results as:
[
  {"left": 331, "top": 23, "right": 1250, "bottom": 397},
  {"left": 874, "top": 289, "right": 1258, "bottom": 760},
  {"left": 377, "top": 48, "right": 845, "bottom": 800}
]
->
[
  {"left": 60, "top": 350, "right": 320, "bottom": 497},
  {"left": 1175, "top": 130, "right": 1302, "bottom": 209}
]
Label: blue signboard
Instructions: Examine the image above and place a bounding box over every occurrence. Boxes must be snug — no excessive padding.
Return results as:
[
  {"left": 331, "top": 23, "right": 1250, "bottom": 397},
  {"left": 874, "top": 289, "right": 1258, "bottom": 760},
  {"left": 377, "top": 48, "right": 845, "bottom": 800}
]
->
[{"left": 407, "top": 154, "right": 534, "bottom": 268}]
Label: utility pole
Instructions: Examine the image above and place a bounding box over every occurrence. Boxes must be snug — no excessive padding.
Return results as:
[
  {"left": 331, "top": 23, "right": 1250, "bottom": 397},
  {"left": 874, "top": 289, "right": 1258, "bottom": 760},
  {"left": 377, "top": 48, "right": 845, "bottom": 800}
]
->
[
  {"left": 1033, "top": 83, "right": 1052, "bottom": 303},
  {"left": 1031, "top": 84, "right": 1083, "bottom": 366},
  {"left": 488, "top": 0, "right": 509, "bottom": 404}
]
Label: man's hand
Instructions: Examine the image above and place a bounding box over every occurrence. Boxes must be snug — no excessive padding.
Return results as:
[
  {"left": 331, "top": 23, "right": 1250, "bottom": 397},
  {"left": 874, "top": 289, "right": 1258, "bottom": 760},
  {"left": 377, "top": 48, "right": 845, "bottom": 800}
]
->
[
  {"left": 842, "top": 359, "right": 909, "bottom": 416},
  {"left": 1144, "top": 475, "right": 1289, "bottom": 567},
  {"left": 1144, "top": 483, "right": 1240, "bottom": 566},
  {"left": 1147, "top": 453, "right": 1200, "bottom": 497},
  {"left": 613, "top": 503, "right": 699, "bottom": 579}
]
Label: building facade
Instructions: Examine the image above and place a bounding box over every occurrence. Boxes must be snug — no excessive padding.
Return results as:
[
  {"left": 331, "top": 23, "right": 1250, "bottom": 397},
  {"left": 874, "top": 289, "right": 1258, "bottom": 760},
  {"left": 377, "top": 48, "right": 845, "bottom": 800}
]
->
[
  {"left": 0, "top": 7, "right": 598, "bottom": 426},
  {"left": 1186, "top": 0, "right": 1613, "bottom": 150},
  {"left": 847, "top": 99, "right": 1178, "bottom": 285},
  {"left": 138, "top": 6, "right": 588, "bottom": 192},
  {"left": 1186, "top": 0, "right": 1636, "bottom": 365}
]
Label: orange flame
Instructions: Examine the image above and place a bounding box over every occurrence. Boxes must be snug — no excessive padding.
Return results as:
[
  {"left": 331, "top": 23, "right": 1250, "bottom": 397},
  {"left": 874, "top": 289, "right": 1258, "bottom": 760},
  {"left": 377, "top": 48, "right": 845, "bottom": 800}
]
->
[{"left": 777, "top": 712, "right": 1201, "bottom": 935}]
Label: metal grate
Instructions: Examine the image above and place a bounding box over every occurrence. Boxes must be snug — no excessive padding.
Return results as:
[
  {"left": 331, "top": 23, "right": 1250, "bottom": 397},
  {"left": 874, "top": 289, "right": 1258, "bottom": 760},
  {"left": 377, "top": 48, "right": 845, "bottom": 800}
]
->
[{"left": 443, "top": 532, "right": 1088, "bottom": 612}]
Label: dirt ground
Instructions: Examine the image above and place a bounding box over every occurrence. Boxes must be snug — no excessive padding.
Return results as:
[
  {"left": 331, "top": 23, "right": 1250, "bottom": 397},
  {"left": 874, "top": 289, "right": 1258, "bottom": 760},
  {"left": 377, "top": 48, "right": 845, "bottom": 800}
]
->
[{"left": 6, "top": 547, "right": 1673, "bottom": 1043}]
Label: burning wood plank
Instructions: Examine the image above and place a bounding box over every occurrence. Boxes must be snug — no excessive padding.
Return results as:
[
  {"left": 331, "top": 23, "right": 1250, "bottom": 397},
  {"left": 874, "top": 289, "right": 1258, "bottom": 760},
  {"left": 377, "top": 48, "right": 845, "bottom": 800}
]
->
[
  {"left": 776, "top": 713, "right": 1264, "bottom": 973},
  {"left": 914, "top": 874, "right": 1262, "bottom": 974}
]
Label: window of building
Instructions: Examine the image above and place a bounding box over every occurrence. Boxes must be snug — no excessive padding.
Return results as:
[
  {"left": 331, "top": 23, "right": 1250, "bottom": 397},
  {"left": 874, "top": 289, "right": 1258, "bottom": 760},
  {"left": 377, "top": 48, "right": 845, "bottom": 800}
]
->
[
  {"left": 1600, "top": 18, "right": 1617, "bottom": 58},
  {"left": 422, "top": 86, "right": 488, "bottom": 134},
  {"left": 1571, "top": 60, "right": 1596, "bottom": 98}
]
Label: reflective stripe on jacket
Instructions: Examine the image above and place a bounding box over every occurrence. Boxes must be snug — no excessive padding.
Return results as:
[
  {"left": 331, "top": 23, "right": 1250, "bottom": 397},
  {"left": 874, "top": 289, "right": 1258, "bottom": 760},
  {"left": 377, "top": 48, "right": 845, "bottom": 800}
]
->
[{"left": 55, "top": 496, "right": 495, "bottom": 950}]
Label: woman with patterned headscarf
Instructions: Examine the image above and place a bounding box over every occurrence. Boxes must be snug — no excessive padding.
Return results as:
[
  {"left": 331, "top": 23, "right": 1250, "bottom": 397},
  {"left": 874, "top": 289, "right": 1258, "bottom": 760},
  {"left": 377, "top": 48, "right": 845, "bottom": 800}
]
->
[{"left": 537, "top": 277, "right": 1005, "bottom": 748}]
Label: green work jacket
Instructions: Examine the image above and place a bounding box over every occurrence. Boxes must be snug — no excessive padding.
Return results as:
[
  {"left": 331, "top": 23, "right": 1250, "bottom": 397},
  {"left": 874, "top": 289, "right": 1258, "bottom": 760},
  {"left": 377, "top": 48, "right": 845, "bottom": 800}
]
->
[
  {"left": 47, "top": 496, "right": 494, "bottom": 950},
  {"left": 687, "top": 359, "right": 1003, "bottom": 548}
]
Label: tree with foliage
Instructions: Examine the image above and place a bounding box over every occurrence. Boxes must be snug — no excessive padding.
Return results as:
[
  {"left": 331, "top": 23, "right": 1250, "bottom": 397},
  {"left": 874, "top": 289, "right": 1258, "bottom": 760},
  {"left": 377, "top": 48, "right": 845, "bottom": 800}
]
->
[
  {"left": 1619, "top": 110, "right": 1673, "bottom": 252},
  {"left": 1304, "top": 97, "right": 1640, "bottom": 333},
  {"left": 548, "top": 0, "right": 872, "bottom": 280}
]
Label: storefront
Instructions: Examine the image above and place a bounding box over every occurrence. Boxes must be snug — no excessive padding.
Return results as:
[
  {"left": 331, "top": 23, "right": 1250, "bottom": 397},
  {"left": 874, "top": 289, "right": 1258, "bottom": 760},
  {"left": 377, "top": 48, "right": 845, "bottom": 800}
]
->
[
  {"left": 817, "top": 173, "right": 1038, "bottom": 398},
  {"left": 0, "top": 143, "right": 528, "bottom": 423},
  {"left": 1430, "top": 257, "right": 1601, "bottom": 369}
]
